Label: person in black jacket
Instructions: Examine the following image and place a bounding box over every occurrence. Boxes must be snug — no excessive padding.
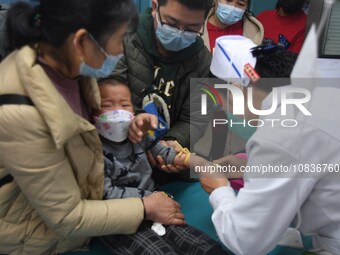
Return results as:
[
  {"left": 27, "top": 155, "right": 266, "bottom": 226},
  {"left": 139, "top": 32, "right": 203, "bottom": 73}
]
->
[{"left": 100, "top": 0, "right": 213, "bottom": 175}]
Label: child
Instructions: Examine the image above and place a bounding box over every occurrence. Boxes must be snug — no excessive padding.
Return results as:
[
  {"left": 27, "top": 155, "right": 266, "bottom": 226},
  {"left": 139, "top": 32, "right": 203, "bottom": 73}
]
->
[
  {"left": 92, "top": 80, "right": 229, "bottom": 255},
  {"left": 93, "top": 80, "right": 190, "bottom": 199}
]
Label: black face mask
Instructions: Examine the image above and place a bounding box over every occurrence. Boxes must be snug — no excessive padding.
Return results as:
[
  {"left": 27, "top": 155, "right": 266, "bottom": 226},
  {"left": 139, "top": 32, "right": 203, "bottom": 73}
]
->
[{"left": 278, "top": 0, "right": 305, "bottom": 14}]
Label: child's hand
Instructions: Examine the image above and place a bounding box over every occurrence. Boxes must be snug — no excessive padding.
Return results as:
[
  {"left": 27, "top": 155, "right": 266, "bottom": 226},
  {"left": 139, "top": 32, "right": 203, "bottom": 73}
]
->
[
  {"left": 173, "top": 150, "right": 209, "bottom": 169},
  {"left": 129, "top": 113, "right": 158, "bottom": 143},
  {"left": 173, "top": 152, "right": 190, "bottom": 169}
]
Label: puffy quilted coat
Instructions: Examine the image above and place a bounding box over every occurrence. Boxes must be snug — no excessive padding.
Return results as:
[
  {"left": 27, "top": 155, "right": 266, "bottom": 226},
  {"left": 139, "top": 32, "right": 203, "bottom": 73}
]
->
[
  {"left": 108, "top": 9, "right": 213, "bottom": 148},
  {"left": 0, "top": 46, "right": 144, "bottom": 255}
]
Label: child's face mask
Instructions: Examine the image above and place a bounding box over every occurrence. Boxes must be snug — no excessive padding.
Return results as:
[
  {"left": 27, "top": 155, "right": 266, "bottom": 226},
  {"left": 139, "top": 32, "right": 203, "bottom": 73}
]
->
[{"left": 94, "top": 109, "right": 134, "bottom": 142}]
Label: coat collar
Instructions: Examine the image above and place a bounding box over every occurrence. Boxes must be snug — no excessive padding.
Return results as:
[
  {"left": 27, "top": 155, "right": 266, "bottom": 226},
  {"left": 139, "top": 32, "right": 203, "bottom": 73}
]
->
[
  {"left": 16, "top": 46, "right": 101, "bottom": 149},
  {"left": 203, "top": 11, "right": 264, "bottom": 51}
]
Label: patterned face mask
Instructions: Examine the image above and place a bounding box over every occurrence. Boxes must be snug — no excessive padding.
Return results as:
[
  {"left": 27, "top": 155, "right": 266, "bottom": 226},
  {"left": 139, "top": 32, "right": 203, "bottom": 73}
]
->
[{"left": 94, "top": 110, "right": 134, "bottom": 142}]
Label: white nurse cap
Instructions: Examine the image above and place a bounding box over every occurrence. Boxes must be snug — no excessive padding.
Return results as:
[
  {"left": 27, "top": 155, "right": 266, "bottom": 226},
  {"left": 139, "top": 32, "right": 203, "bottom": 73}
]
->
[{"left": 210, "top": 35, "right": 258, "bottom": 86}]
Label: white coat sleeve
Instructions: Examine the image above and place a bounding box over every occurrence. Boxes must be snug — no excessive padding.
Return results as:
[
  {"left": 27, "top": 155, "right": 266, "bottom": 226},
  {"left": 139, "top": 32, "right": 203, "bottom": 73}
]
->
[{"left": 209, "top": 138, "right": 316, "bottom": 255}]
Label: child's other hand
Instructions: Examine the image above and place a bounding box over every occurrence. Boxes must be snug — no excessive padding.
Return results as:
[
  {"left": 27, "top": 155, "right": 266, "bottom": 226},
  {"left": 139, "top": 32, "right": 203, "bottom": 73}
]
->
[{"left": 129, "top": 113, "right": 158, "bottom": 143}]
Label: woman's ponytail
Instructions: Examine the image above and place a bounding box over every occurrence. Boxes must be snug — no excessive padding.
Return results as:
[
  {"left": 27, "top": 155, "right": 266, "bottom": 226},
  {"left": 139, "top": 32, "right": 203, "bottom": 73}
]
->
[
  {"left": 6, "top": 2, "right": 43, "bottom": 49},
  {"left": 5, "top": 0, "right": 138, "bottom": 50}
]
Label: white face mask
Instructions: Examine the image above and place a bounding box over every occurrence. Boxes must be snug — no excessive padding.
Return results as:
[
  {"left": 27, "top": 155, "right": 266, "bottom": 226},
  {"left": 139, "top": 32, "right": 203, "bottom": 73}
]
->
[{"left": 94, "top": 110, "right": 134, "bottom": 142}]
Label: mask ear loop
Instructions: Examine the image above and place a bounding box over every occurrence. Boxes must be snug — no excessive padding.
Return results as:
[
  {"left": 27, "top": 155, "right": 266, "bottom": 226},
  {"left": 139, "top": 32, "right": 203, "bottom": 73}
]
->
[
  {"left": 88, "top": 33, "right": 109, "bottom": 58},
  {"left": 75, "top": 33, "right": 105, "bottom": 66},
  {"left": 155, "top": 3, "right": 168, "bottom": 31},
  {"left": 155, "top": 11, "right": 161, "bottom": 27}
]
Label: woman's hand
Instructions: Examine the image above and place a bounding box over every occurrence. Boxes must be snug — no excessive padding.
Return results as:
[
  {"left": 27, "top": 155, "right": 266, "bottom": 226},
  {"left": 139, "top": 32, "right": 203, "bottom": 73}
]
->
[
  {"left": 142, "top": 192, "right": 185, "bottom": 225},
  {"left": 129, "top": 113, "right": 158, "bottom": 143}
]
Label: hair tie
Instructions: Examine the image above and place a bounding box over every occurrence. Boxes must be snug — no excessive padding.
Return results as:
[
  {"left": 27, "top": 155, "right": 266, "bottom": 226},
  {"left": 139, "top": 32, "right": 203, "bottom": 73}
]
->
[{"left": 33, "top": 5, "right": 42, "bottom": 27}]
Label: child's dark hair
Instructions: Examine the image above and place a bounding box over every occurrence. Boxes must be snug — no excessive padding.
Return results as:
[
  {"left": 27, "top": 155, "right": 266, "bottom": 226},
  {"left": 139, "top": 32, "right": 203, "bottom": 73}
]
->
[
  {"left": 253, "top": 46, "right": 298, "bottom": 92},
  {"left": 99, "top": 79, "right": 130, "bottom": 91},
  {"left": 158, "top": 0, "right": 213, "bottom": 18},
  {"left": 6, "top": 0, "right": 138, "bottom": 50}
]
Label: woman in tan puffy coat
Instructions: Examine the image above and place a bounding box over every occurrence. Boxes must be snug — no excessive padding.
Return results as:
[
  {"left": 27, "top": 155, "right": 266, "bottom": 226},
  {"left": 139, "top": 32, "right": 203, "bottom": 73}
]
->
[{"left": 0, "top": 0, "right": 185, "bottom": 254}]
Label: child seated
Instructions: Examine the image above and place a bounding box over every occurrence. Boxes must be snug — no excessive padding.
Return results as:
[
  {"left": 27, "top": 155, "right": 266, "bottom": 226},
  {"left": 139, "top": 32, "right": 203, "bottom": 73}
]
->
[
  {"left": 92, "top": 80, "right": 229, "bottom": 255},
  {"left": 93, "top": 80, "right": 190, "bottom": 199}
]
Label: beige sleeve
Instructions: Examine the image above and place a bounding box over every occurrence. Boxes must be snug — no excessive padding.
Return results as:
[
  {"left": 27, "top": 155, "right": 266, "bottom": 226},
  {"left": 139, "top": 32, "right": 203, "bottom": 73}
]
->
[{"left": 0, "top": 106, "right": 144, "bottom": 237}]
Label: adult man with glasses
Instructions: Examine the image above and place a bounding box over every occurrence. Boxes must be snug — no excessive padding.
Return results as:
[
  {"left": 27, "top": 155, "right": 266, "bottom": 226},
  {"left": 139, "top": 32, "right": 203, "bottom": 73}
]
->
[{"left": 101, "top": 0, "right": 213, "bottom": 177}]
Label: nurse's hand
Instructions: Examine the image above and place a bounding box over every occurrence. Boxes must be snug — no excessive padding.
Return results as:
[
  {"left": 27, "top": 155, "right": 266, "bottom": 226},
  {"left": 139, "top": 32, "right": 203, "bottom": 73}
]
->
[
  {"left": 129, "top": 113, "right": 158, "bottom": 143},
  {"left": 213, "top": 155, "right": 247, "bottom": 179},
  {"left": 200, "top": 176, "right": 229, "bottom": 194},
  {"left": 143, "top": 192, "right": 185, "bottom": 225}
]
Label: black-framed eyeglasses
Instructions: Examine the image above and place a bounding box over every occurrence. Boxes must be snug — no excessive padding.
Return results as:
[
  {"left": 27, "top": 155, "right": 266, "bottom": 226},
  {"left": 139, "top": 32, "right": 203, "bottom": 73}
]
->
[{"left": 157, "top": 5, "right": 204, "bottom": 36}]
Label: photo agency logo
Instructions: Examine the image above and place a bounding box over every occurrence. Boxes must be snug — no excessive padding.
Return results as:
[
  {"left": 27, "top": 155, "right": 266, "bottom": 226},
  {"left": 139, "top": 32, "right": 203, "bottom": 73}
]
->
[
  {"left": 200, "top": 82, "right": 312, "bottom": 129},
  {"left": 199, "top": 35, "right": 315, "bottom": 131}
]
